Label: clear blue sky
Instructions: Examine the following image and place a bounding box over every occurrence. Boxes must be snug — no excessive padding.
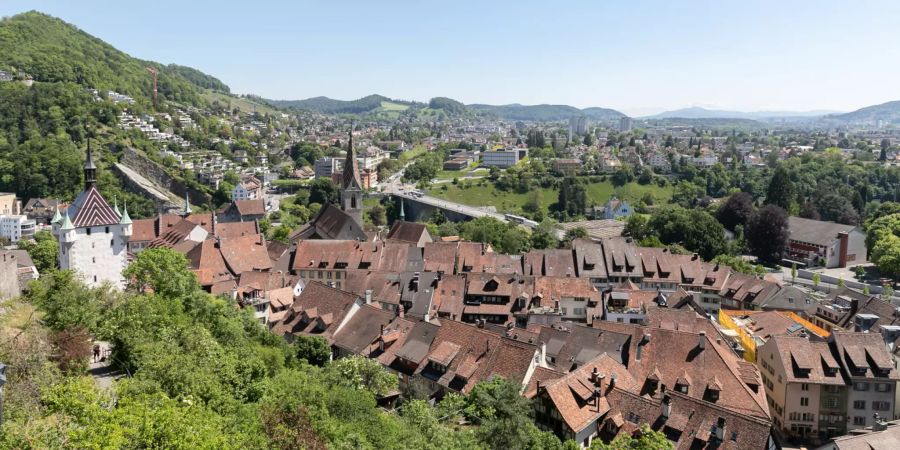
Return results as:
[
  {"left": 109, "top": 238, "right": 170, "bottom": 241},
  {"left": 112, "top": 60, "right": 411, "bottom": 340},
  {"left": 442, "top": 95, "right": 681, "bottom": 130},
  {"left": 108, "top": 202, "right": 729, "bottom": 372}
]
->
[{"left": 3, "top": 0, "right": 900, "bottom": 115}]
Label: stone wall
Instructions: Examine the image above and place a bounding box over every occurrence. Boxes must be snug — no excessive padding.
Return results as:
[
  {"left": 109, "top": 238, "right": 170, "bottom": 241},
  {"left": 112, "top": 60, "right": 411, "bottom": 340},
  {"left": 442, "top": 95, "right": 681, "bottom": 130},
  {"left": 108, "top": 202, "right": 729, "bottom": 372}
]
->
[{"left": 118, "top": 147, "right": 211, "bottom": 205}]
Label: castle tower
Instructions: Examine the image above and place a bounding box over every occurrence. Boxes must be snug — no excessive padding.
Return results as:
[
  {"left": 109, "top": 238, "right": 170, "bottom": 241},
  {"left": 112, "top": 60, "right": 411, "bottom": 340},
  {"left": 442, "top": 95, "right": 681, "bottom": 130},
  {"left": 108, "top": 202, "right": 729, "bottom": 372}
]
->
[
  {"left": 340, "top": 123, "right": 364, "bottom": 225},
  {"left": 53, "top": 137, "right": 130, "bottom": 289}
]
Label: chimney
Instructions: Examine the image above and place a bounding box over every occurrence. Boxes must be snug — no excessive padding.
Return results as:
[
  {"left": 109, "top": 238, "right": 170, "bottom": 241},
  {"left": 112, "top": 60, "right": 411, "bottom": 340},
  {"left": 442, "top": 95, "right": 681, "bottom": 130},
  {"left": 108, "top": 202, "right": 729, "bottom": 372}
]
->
[
  {"left": 714, "top": 417, "right": 726, "bottom": 441},
  {"left": 591, "top": 367, "right": 600, "bottom": 384},
  {"left": 838, "top": 231, "right": 850, "bottom": 268},
  {"left": 698, "top": 331, "right": 706, "bottom": 350},
  {"left": 365, "top": 289, "right": 373, "bottom": 305},
  {"left": 380, "top": 324, "right": 385, "bottom": 336},
  {"left": 661, "top": 394, "right": 672, "bottom": 419},
  {"left": 398, "top": 305, "right": 405, "bottom": 319},
  {"left": 278, "top": 270, "right": 285, "bottom": 288}
]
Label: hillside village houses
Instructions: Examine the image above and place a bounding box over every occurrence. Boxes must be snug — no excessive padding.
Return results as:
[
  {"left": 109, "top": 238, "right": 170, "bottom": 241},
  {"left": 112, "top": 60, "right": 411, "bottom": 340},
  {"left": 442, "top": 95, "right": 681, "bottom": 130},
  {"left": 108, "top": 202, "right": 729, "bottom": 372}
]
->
[{"left": 38, "top": 120, "right": 900, "bottom": 449}]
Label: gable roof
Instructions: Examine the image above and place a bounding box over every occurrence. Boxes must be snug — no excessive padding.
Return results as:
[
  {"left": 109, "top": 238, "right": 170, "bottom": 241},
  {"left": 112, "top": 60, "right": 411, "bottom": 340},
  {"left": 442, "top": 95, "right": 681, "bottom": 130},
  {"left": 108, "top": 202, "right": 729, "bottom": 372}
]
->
[
  {"left": 291, "top": 203, "right": 367, "bottom": 241},
  {"left": 788, "top": 216, "right": 860, "bottom": 246},
  {"left": 387, "top": 221, "right": 431, "bottom": 244},
  {"left": 67, "top": 186, "right": 120, "bottom": 227}
]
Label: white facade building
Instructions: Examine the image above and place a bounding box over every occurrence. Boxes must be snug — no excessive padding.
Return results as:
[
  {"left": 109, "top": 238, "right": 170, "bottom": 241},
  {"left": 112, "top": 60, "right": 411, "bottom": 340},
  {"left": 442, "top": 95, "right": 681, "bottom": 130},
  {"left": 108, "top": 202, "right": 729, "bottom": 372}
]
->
[
  {"left": 0, "top": 215, "right": 36, "bottom": 242},
  {"left": 52, "top": 143, "right": 131, "bottom": 289}
]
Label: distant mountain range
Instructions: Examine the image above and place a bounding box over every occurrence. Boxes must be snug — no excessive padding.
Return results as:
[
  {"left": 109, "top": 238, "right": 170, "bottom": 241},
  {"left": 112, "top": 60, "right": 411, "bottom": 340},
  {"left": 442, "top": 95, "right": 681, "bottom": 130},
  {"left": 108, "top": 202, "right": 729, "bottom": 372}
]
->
[
  {"left": 644, "top": 106, "right": 841, "bottom": 120},
  {"left": 267, "top": 95, "right": 627, "bottom": 121},
  {"left": 827, "top": 100, "right": 900, "bottom": 123}
]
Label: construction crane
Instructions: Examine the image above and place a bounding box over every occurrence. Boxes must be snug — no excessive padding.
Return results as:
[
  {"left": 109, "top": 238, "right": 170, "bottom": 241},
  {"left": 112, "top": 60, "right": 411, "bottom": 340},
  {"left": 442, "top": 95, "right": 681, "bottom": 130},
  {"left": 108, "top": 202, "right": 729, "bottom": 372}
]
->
[{"left": 145, "top": 67, "right": 158, "bottom": 110}]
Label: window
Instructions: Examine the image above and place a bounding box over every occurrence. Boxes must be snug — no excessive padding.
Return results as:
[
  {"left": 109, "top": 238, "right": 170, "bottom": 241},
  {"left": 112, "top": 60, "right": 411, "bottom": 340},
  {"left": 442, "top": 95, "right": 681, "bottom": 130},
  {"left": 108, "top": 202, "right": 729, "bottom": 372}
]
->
[
  {"left": 854, "top": 382, "right": 869, "bottom": 391},
  {"left": 351, "top": 196, "right": 357, "bottom": 209},
  {"left": 105, "top": 226, "right": 110, "bottom": 233},
  {"left": 87, "top": 228, "right": 92, "bottom": 236},
  {"left": 824, "top": 397, "right": 839, "bottom": 408},
  {"left": 800, "top": 397, "right": 809, "bottom": 407},
  {"left": 92, "top": 257, "right": 96, "bottom": 263},
  {"left": 853, "top": 400, "right": 866, "bottom": 410},
  {"left": 873, "top": 401, "right": 891, "bottom": 411},
  {"left": 801, "top": 383, "right": 809, "bottom": 391},
  {"left": 876, "top": 383, "right": 892, "bottom": 393},
  {"left": 853, "top": 416, "right": 866, "bottom": 426},
  {"left": 110, "top": 239, "right": 114, "bottom": 247}
]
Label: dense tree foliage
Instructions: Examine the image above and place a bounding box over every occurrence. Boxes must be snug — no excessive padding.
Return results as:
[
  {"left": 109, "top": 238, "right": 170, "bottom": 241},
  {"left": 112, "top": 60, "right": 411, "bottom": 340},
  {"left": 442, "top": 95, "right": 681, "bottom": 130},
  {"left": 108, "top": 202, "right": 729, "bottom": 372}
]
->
[
  {"left": 17, "top": 230, "right": 58, "bottom": 273},
  {"left": 644, "top": 206, "right": 727, "bottom": 260},
  {"left": 746, "top": 205, "right": 789, "bottom": 264},
  {"left": 716, "top": 192, "right": 755, "bottom": 231},
  {"left": 4, "top": 248, "right": 590, "bottom": 448}
]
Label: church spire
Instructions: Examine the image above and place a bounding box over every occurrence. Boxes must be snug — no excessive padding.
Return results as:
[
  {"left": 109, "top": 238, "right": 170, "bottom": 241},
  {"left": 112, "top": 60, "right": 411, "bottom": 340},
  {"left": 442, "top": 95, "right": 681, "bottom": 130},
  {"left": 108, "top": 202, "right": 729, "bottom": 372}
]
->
[
  {"left": 341, "top": 122, "right": 362, "bottom": 190},
  {"left": 183, "top": 191, "right": 192, "bottom": 217},
  {"left": 84, "top": 133, "right": 97, "bottom": 191}
]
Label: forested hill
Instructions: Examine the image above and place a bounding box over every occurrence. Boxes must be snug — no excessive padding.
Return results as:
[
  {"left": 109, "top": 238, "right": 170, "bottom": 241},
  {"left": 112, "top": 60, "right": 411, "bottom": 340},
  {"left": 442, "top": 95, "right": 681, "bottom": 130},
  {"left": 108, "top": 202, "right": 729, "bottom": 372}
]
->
[
  {"left": 467, "top": 103, "right": 625, "bottom": 121},
  {"left": 268, "top": 94, "right": 398, "bottom": 113},
  {"left": 829, "top": 100, "right": 900, "bottom": 123},
  {"left": 0, "top": 11, "right": 227, "bottom": 106}
]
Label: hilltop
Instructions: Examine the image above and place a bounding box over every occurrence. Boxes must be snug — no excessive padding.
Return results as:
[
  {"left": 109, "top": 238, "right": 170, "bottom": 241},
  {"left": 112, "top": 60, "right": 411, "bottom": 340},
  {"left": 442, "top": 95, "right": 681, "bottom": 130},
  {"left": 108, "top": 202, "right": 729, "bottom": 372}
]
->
[
  {"left": 0, "top": 11, "right": 230, "bottom": 108},
  {"left": 828, "top": 100, "right": 900, "bottom": 123},
  {"left": 646, "top": 106, "right": 838, "bottom": 120},
  {"left": 269, "top": 93, "right": 626, "bottom": 121}
]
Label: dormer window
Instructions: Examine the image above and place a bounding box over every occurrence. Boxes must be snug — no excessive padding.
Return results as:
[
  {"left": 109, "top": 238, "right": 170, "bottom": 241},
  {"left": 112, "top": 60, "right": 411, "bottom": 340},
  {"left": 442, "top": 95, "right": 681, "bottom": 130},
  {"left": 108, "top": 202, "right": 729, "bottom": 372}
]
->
[{"left": 675, "top": 383, "right": 689, "bottom": 394}]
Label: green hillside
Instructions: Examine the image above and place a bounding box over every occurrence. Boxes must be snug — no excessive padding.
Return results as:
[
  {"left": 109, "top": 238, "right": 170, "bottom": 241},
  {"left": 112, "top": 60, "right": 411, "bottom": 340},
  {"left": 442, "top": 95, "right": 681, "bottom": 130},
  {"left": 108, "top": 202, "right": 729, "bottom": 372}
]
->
[
  {"left": 468, "top": 103, "right": 625, "bottom": 121},
  {"left": 267, "top": 94, "right": 398, "bottom": 113},
  {"left": 830, "top": 100, "right": 900, "bottom": 123},
  {"left": 0, "top": 11, "right": 223, "bottom": 107},
  {"left": 0, "top": 11, "right": 244, "bottom": 215}
]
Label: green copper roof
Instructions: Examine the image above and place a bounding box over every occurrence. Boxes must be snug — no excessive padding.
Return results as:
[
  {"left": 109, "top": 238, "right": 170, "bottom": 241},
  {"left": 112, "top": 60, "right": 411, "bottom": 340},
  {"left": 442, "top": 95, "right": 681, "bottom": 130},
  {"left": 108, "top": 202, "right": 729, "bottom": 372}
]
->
[
  {"left": 51, "top": 206, "right": 62, "bottom": 224},
  {"left": 60, "top": 211, "right": 74, "bottom": 231},
  {"left": 119, "top": 202, "right": 132, "bottom": 225}
]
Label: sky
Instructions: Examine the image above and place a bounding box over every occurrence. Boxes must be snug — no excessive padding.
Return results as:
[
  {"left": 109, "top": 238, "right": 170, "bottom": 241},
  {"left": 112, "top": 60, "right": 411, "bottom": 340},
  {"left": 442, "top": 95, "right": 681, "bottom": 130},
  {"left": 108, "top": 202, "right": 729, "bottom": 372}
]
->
[{"left": 3, "top": 0, "right": 900, "bottom": 116}]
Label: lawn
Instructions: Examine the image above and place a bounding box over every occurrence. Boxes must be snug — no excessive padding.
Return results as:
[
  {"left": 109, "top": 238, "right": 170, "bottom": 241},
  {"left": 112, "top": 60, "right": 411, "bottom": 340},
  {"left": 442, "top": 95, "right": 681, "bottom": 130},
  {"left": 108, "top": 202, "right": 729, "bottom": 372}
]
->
[
  {"left": 398, "top": 144, "right": 427, "bottom": 163},
  {"left": 379, "top": 101, "right": 409, "bottom": 112},
  {"left": 427, "top": 180, "right": 673, "bottom": 215},
  {"left": 202, "top": 90, "right": 280, "bottom": 116}
]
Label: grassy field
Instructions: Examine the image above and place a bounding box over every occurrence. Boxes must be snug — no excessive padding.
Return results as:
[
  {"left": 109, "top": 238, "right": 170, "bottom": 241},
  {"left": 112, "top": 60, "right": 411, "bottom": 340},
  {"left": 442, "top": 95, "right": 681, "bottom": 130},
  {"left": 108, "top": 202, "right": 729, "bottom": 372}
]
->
[
  {"left": 379, "top": 101, "right": 409, "bottom": 111},
  {"left": 202, "top": 90, "right": 281, "bottom": 115},
  {"left": 428, "top": 180, "right": 673, "bottom": 215},
  {"left": 398, "top": 144, "right": 427, "bottom": 163}
]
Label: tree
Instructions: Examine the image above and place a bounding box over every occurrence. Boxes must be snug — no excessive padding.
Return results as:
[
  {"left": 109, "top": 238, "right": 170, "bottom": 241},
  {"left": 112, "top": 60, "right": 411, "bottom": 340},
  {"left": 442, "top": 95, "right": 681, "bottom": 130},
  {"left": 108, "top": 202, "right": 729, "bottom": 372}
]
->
[
  {"left": 881, "top": 139, "right": 890, "bottom": 162},
  {"left": 623, "top": 214, "right": 651, "bottom": 241},
  {"left": 562, "top": 227, "right": 588, "bottom": 248},
  {"left": 711, "top": 254, "right": 765, "bottom": 277},
  {"left": 123, "top": 248, "right": 198, "bottom": 299},
  {"left": 646, "top": 206, "right": 727, "bottom": 260},
  {"left": 17, "top": 230, "right": 58, "bottom": 273},
  {"left": 812, "top": 272, "right": 821, "bottom": 287},
  {"left": 557, "top": 177, "right": 587, "bottom": 217},
  {"left": 746, "top": 205, "right": 789, "bottom": 264},
  {"left": 26, "top": 269, "right": 105, "bottom": 332},
  {"left": 872, "top": 233, "right": 900, "bottom": 278},
  {"left": 308, "top": 178, "right": 339, "bottom": 205},
  {"left": 583, "top": 134, "right": 593, "bottom": 146},
  {"left": 791, "top": 263, "right": 798, "bottom": 284},
  {"left": 324, "top": 355, "right": 397, "bottom": 397},
  {"left": 866, "top": 213, "right": 900, "bottom": 253},
  {"left": 816, "top": 193, "right": 859, "bottom": 225},
  {"left": 716, "top": 192, "right": 754, "bottom": 231},
  {"left": 465, "top": 377, "right": 538, "bottom": 450},
  {"left": 590, "top": 424, "right": 673, "bottom": 449},
  {"left": 530, "top": 221, "right": 558, "bottom": 250},
  {"left": 765, "top": 166, "right": 794, "bottom": 211},
  {"left": 367, "top": 203, "right": 387, "bottom": 227},
  {"left": 611, "top": 166, "right": 634, "bottom": 187},
  {"left": 295, "top": 336, "right": 331, "bottom": 366}
]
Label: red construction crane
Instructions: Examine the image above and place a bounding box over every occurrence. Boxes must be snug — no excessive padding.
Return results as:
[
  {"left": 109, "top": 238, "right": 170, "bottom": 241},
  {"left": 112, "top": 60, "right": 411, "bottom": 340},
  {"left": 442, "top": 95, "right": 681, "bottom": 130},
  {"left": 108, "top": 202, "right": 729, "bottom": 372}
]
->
[{"left": 146, "top": 67, "right": 158, "bottom": 110}]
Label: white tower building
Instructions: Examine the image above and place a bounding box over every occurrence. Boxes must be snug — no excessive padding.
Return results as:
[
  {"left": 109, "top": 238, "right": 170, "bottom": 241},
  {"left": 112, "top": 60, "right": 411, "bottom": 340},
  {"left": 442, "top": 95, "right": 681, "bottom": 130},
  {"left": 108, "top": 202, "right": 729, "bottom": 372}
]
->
[{"left": 52, "top": 138, "right": 131, "bottom": 289}]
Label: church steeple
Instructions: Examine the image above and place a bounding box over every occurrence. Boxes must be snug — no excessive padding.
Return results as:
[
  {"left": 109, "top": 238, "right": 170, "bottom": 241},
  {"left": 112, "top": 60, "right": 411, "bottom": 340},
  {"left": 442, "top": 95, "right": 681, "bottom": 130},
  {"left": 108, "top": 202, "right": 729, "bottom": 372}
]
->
[
  {"left": 84, "top": 134, "right": 97, "bottom": 191},
  {"left": 340, "top": 122, "right": 364, "bottom": 226},
  {"left": 342, "top": 122, "right": 362, "bottom": 190}
]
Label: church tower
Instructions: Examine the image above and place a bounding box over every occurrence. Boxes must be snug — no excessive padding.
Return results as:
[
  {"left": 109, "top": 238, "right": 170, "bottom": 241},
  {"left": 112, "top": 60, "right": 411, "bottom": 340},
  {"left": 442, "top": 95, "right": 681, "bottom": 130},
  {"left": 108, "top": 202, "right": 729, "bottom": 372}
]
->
[
  {"left": 53, "top": 137, "right": 131, "bottom": 289},
  {"left": 340, "top": 124, "right": 364, "bottom": 225}
]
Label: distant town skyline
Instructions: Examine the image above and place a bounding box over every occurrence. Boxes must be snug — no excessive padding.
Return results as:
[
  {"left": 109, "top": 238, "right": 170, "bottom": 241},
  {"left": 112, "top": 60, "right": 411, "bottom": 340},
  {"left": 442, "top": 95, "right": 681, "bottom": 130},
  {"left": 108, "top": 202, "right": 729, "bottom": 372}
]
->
[{"left": 3, "top": 0, "right": 900, "bottom": 116}]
